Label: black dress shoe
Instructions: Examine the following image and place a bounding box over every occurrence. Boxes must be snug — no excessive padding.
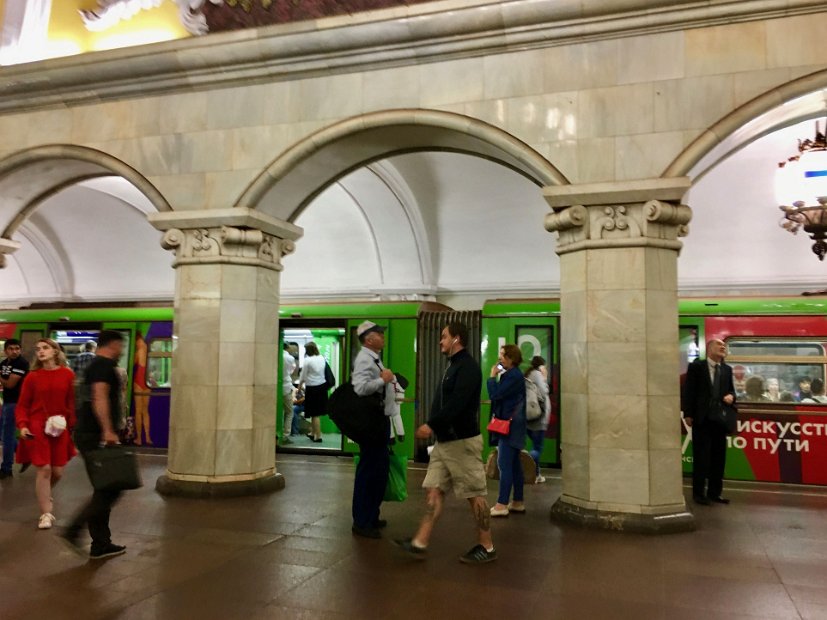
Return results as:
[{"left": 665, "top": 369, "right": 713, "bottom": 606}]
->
[
  {"left": 19, "top": 462, "right": 30, "bottom": 474},
  {"left": 352, "top": 525, "right": 382, "bottom": 539},
  {"left": 0, "top": 470, "right": 11, "bottom": 480},
  {"left": 693, "top": 495, "right": 711, "bottom": 505},
  {"left": 708, "top": 496, "right": 730, "bottom": 504}
]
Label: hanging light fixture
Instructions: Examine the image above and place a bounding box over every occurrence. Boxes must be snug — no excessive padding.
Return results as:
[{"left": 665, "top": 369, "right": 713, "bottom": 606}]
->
[{"left": 777, "top": 120, "right": 827, "bottom": 260}]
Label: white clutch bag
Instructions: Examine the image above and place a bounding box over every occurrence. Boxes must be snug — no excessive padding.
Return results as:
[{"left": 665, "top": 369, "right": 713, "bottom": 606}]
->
[{"left": 44, "top": 415, "right": 67, "bottom": 438}]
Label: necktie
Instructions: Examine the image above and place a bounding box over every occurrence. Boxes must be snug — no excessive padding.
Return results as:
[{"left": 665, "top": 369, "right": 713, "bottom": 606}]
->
[{"left": 712, "top": 363, "right": 721, "bottom": 400}]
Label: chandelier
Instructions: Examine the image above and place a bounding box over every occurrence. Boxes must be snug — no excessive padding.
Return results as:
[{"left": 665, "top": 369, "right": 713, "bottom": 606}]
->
[{"left": 777, "top": 121, "right": 827, "bottom": 260}]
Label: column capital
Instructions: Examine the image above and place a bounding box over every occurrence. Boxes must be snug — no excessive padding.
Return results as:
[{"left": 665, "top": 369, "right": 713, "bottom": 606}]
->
[
  {"left": 543, "top": 178, "right": 692, "bottom": 255},
  {"left": 0, "top": 237, "right": 21, "bottom": 269},
  {"left": 148, "top": 208, "right": 303, "bottom": 272}
]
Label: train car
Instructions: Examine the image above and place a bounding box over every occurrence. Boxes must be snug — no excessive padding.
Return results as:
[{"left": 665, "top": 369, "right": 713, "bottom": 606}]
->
[
  {"left": 0, "top": 307, "right": 174, "bottom": 447},
  {"left": 680, "top": 298, "right": 827, "bottom": 486}
]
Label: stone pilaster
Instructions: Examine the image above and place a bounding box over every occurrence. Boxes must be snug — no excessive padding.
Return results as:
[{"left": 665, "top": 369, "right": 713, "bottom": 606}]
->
[
  {"left": 544, "top": 178, "right": 695, "bottom": 533},
  {"left": 0, "top": 237, "right": 21, "bottom": 268},
  {"left": 148, "top": 208, "right": 302, "bottom": 498}
]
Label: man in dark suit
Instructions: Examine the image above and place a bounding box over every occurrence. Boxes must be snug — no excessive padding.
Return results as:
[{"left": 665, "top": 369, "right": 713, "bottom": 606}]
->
[{"left": 682, "top": 338, "right": 736, "bottom": 506}]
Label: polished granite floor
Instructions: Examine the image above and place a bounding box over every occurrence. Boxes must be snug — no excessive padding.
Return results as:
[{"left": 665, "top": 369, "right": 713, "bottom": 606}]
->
[{"left": 1, "top": 453, "right": 826, "bottom": 620}]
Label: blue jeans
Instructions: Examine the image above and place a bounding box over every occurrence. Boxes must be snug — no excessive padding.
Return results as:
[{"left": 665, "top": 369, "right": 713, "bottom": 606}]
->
[
  {"left": 291, "top": 405, "right": 303, "bottom": 435},
  {"left": 497, "top": 441, "right": 524, "bottom": 505},
  {"left": 528, "top": 429, "right": 545, "bottom": 476},
  {"left": 1, "top": 403, "right": 17, "bottom": 472}
]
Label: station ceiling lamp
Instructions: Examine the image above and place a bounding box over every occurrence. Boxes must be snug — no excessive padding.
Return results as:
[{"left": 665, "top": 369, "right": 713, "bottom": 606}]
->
[{"left": 777, "top": 120, "right": 827, "bottom": 260}]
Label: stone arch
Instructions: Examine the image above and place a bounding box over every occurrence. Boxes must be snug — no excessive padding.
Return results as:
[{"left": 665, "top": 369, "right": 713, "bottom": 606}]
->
[
  {"left": 0, "top": 144, "right": 171, "bottom": 238},
  {"left": 664, "top": 68, "right": 827, "bottom": 180},
  {"left": 235, "top": 108, "right": 568, "bottom": 221}
]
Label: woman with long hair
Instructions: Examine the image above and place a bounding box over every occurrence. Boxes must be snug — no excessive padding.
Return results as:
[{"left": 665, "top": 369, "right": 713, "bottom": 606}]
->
[
  {"left": 487, "top": 344, "right": 527, "bottom": 517},
  {"left": 16, "top": 338, "right": 76, "bottom": 530},
  {"left": 525, "top": 356, "right": 551, "bottom": 484},
  {"left": 298, "top": 342, "right": 329, "bottom": 443}
]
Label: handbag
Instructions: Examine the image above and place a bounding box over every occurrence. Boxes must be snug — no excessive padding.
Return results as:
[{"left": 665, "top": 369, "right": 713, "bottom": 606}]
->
[
  {"left": 44, "top": 415, "right": 67, "bottom": 438},
  {"left": 83, "top": 445, "right": 143, "bottom": 492},
  {"left": 383, "top": 454, "right": 408, "bottom": 502},
  {"left": 324, "top": 362, "right": 336, "bottom": 390},
  {"left": 487, "top": 417, "right": 511, "bottom": 436},
  {"left": 328, "top": 381, "right": 387, "bottom": 445}
]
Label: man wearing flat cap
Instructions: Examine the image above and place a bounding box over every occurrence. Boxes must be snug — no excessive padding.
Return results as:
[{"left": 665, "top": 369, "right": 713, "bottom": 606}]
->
[{"left": 350, "top": 321, "right": 395, "bottom": 538}]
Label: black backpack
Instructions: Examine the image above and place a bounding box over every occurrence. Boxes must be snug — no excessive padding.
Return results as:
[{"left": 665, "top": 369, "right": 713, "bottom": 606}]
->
[{"left": 328, "top": 382, "right": 386, "bottom": 445}]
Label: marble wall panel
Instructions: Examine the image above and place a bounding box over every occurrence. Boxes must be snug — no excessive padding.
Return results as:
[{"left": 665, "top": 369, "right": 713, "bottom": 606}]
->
[
  {"left": 219, "top": 299, "right": 257, "bottom": 343},
  {"left": 178, "top": 264, "right": 223, "bottom": 301},
  {"left": 589, "top": 447, "right": 649, "bottom": 506},
  {"left": 218, "top": 341, "right": 255, "bottom": 387},
  {"left": 561, "top": 392, "right": 588, "bottom": 446},
  {"left": 685, "top": 21, "right": 767, "bottom": 77},
  {"left": 121, "top": 97, "right": 162, "bottom": 141},
  {"left": 617, "top": 31, "right": 684, "bottom": 85},
  {"left": 214, "top": 429, "right": 253, "bottom": 476},
  {"left": 205, "top": 84, "right": 272, "bottom": 131},
  {"left": 6, "top": 108, "right": 74, "bottom": 147},
  {"left": 178, "top": 130, "right": 234, "bottom": 174},
  {"left": 256, "top": 270, "right": 281, "bottom": 304},
  {"left": 169, "top": 384, "right": 217, "bottom": 429},
  {"left": 168, "top": 428, "right": 216, "bottom": 476},
  {"left": 173, "top": 341, "right": 220, "bottom": 387},
  {"left": 298, "top": 73, "right": 365, "bottom": 122},
  {"left": 644, "top": 290, "right": 679, "bottom": 344},
  {"left": 588, "top": 394, "right": 648, "bottom": 450},
  {"left": 220, "top": 264, "right": 258, "bottom": 301},
  {"left": 230, "top": 125, "right": 295, "bottom": 171},
  {"left": 483, "top": 49, "right": 546, "bottom": 100},
  {"left": 560, "top": 290, "right": 587, "bottom": 344},
  {"left": 577, "top": 83, "right": 654, "bottom": 139},
  {"left": 648, "top": 448, "right": 685, "bottom": 505},
  {"left": 577, "top": 137, "right": 615, "bottom": 183},
  {"left": 586, "top": 289, "right": 647, "bottom": 343},
  {"left": 643, "top": 247, "right": 679, "bottom": 292},
  {"left": 159, "top": 91, "right": 209, "bottom": 135},
  {"left": 253, "top": 343, "right": 278, "bottom": 387},
  {"left": 560, "top": 341, "right": 588, "bottom": 395},
  {"left": 648, "top": 395, "right": 681, "bottom": 450},
  {"left": 732, "top": 68, "right": 793, "bottom": 108},
  {"left": 586, "top": 248, "right": 645, "bottom": 290},
  {"left": 419, "top": 57, "right": 485, "bottom": 106},
  {"left": 766, "top": 13, "right": 827, "bottom": 69},
  {"left": 134, "top": 134, "right": 184, "bottom": 176},
  {"left": 559, "top": 250, "right": 587, "bottom": 293},
  {"left": 462, "top": 99, "right": 508, "bottom": 129},
  {"left": 560, "top": 443, "right": 590, "bottom": 499},
  {"left": 146, "top": 173, "right": 207, "bottom": 211},
  {"left": 587, "top": 342, "right": 647, "bottom": 396},
  {"left": 614, "top": 131, "right": 685, "bottom": 180},
  {"left": 253, "top": 385, "right": 277, "bottom": 428},
  {"left": 543, "top": 139, "right": 578, "bottom": 183},
  {"left": 252, "top": 426, "right": 276, "bottom": 472},
  {"left": 175, "top": 299, "right": 220, "bottom": 342},
  {"left": 363, "top": 64, "right": 422, "bottom": 111},
  {"left": 653, "top": 74, "right": 735, "bottom": 132},
  {"left": 646, "top": 341, "right": 681, "bottom": 397},
  {"left": 544, "top": 39, "right": 619, "bottom": 93},
  {"left": 216, "top": 385, "right": 254, "bottom": 430},
  {"left": 255, "top": 301, "right": 279, "bottom": 345},
  {"left": 204, "top": 169, "right": 259, "bottom": 209},
  {"left": 506, "top": 92, "right": 579, "bottom": 145},
  {"left": 72, "top": 100, "right": 130, "bottom": 143},
  {"left": 257, "top": 80, "right": 304, "bottom": 126}
]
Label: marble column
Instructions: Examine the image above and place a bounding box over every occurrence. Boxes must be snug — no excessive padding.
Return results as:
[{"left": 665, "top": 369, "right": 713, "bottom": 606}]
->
[
  {"left": 544, "top": 178, "right": 695, "bottom": 534},
  {"left": 148, "top": 208, "right": 302, "bottom": 498}
]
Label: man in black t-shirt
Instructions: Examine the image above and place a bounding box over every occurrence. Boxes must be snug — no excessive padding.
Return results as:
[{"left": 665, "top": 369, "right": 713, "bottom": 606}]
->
[
  {"left": 60, "top": 330, "right": 128, "bottom": 560},
  {"left": 0, "top": 339, "right": 29, "bottom": 479}
]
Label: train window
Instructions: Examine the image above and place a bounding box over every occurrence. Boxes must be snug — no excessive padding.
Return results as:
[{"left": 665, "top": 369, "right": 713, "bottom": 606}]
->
[
  {"left": 148, "top": 338, "right": 173, "bottom": 389},
  {"left": 726, "top": 338, "right": 827, "bottom": 404}
]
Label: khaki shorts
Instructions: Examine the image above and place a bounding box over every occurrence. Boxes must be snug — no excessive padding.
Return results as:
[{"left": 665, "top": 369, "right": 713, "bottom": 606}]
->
[{"left": 422, "top": 435, "right": 488, "bottom": 499}]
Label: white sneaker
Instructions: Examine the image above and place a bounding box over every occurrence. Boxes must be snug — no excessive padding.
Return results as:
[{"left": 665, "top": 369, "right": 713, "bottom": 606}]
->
[
  {"left": 535, "top": 475, "right": 546, "bottom": 484},
  {"left": 490, "top": 505, "right": 509, "bottom": 517},
  {"left": 38, "top": 513, "right": 55, "bottom": 530}
]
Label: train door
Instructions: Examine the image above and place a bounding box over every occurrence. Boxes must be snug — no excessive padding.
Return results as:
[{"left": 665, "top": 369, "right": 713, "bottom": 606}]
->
[
  {"left": 15, "top": 323, "right": 48, "bottom": 364},
  {"left": 279, "top": 326, "right": 345, "bottom": 453},
  {"left": 480, "top": 314, "right": 560, "bottom": 466}
]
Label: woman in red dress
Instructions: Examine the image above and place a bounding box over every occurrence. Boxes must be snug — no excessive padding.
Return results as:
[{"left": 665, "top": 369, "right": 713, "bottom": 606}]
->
[{"left": 16, "top": 339, "right": 76, "bottom": 530}]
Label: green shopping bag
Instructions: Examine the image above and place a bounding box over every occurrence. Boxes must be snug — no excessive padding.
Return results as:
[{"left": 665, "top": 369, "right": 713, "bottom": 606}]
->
[{"left": 384, "top": 454, "right": 408, "bottom": 502}]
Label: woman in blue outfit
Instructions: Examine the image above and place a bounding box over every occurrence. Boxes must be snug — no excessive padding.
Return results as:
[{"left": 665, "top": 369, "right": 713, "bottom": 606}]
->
[{"left": 487, "top": 344, "right": 526, "bottom": 517}]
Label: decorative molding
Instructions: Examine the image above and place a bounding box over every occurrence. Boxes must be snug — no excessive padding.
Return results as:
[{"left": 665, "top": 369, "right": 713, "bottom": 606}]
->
[
  {"left": 159, "top": 225, "right": 295, "bottom": 270},
  {"left": 544, "top": 179, "right": 693, "bottom": 255},
  {"left": 1, "top": 0, "right": 826, "bottom": 112}
]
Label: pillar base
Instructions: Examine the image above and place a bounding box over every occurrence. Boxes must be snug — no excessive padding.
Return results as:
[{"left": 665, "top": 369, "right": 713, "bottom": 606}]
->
[
  {"left": 155, "top": 473, "right": 285, "bottom": 498},
  {"left": 550, "top": 497, "right": 695, "bottom": 535}
]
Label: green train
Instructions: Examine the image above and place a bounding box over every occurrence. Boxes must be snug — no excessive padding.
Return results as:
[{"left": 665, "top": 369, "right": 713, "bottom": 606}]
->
[{"left": 2, "top": 297, "right": 827, "bottom": 485}]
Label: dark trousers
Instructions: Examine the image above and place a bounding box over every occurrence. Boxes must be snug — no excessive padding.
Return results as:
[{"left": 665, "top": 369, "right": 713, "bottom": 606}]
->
[
  {"left": 692, "top": 421, "right": 727, "bottom": 499},
  {"left": 68, "top": 448, "right": 122, "bottom": 550},
  {"left": 352, "top": 442, "right": 389, "bottom": 529}
]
